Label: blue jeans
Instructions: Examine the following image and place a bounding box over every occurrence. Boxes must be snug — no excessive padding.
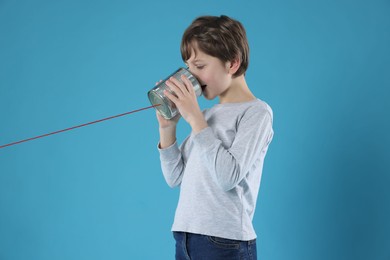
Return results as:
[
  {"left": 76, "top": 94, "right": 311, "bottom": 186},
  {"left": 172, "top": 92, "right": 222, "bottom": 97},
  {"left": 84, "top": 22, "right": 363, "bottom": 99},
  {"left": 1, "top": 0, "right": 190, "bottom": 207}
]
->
[{"left": 173, "top": 232, "right": 257, "bottom": 260}]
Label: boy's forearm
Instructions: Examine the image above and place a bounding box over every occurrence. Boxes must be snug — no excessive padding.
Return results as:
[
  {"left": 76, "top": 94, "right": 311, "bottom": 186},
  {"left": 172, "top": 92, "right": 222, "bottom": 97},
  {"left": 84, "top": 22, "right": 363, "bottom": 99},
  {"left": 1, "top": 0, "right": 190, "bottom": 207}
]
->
[
  {"left": 189, "top": 113, "right": 208, "bottom": 134},
  {"left": 159, "top": 126, "right": 177, "bottom": 149}
]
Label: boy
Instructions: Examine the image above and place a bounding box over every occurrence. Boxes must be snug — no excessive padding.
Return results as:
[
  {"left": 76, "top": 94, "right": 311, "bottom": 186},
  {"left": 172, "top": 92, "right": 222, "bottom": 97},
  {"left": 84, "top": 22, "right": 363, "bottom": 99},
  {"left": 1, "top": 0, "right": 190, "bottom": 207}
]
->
[{"left": 156, "top": 15, "right": 273, "bottom": 260}]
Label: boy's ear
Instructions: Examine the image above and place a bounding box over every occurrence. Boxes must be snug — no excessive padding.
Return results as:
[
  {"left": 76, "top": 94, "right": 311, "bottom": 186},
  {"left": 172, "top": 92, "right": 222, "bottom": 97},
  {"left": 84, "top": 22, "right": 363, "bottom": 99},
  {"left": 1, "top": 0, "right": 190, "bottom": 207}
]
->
[{"left": 228, "top": 57, "right": 241, "bottom": 75}]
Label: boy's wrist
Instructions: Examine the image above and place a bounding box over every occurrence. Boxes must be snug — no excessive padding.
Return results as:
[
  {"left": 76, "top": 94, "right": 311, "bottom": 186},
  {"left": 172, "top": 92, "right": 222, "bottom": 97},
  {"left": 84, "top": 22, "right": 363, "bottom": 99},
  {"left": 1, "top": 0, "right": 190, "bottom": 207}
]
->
[
  {"left": 190, "top": 118, "right": 208, "bottom": 134},
  {"left": 159, "top": 125, "right": 177, "bottom": 149},
  {"left": 159, "top": 124, "right": 176, "bottom": 131}
]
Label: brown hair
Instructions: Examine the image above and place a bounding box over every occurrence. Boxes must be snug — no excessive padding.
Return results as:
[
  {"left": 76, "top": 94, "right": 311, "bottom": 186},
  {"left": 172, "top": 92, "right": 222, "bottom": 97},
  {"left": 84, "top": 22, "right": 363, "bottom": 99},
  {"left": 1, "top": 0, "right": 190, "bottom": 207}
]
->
[{"left": 181, "top": 15, "right": 249, "bottom": 77}]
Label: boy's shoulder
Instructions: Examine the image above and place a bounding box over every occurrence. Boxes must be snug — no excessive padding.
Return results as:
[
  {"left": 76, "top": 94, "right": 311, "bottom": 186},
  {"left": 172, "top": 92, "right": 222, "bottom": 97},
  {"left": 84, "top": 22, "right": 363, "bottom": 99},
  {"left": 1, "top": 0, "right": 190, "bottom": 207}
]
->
[
  {"left": 240, "top": 99, "right": 273, "bottom": 122},
  {"left": 204, "top": 98, "right": 273, "bottom": 121},
  {"left": 246, "top": 98, "right": 272, "bottom": 111},
  {"left": 223, "top": 98, "right": 272, "bottom": 115}
]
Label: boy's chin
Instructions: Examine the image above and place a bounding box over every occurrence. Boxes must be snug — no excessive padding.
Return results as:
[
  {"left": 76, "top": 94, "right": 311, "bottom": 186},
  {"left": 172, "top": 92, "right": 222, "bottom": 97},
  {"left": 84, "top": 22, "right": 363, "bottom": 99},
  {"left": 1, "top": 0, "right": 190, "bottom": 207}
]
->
[
  {"left": 202, "top": 87, "right": 217, "bottom": 100},
  {"left": 203, "top": 92, "right": 215, "bottom": 100}
]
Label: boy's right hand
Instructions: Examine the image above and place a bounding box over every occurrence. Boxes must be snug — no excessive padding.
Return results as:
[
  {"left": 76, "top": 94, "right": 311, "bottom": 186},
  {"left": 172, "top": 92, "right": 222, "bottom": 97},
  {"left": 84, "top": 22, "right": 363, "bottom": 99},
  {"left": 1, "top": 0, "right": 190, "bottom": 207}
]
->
[{"left": 156, "top": 111, "right": 180, "bottom": 129}]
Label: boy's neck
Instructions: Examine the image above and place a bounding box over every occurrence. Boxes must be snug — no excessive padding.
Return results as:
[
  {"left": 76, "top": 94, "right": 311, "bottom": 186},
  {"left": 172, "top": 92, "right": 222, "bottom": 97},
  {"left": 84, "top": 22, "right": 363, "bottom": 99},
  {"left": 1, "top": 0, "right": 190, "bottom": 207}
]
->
[{"left": 219, "top": 75, "right": 256, "bottom": 104}]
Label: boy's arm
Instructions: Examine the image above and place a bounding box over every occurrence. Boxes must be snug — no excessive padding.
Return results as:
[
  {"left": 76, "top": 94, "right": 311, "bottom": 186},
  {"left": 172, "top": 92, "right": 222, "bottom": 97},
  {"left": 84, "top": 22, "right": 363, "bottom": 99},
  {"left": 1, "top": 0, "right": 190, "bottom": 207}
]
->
[
  {"left": 156, "top": 111, "right": 185, "bottom": 188},
  {"left": 158, "top": 138, "right": 186, "bottom": 188},
  {"left": 192, "top": 108, "right": 273, "bottom": 191},
  {"left": 159, "top": 125, "right": 177, "bottom": 149}
]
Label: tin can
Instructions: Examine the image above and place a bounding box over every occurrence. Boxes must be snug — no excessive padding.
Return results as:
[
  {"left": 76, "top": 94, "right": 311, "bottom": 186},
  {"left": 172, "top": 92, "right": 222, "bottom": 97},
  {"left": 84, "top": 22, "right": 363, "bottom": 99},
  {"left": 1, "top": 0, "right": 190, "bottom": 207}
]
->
[{"left": 148, "top": 67, "right": 202, "bottom": 119}]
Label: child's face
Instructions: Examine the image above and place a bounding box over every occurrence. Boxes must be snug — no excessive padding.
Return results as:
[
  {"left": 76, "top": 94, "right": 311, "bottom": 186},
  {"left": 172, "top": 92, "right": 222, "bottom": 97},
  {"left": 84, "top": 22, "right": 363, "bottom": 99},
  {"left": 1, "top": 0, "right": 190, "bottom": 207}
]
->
[{"left": 185, "top": 45, "right": 233, "bottom": 101}]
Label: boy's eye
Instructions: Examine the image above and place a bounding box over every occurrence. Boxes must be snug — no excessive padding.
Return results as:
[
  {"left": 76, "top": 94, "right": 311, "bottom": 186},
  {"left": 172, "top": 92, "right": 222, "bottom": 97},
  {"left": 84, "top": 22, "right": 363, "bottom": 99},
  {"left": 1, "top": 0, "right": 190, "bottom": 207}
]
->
[{"left": 196, "top": 65, "right": 205, "bottom": 70}]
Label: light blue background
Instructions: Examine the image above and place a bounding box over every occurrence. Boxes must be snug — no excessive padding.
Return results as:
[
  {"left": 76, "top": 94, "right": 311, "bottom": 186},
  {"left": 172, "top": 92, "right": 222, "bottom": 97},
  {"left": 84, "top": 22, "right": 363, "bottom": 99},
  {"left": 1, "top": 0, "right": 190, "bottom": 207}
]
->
[{"left": 1, "top": 0, "right": 389, "bottom": 259}]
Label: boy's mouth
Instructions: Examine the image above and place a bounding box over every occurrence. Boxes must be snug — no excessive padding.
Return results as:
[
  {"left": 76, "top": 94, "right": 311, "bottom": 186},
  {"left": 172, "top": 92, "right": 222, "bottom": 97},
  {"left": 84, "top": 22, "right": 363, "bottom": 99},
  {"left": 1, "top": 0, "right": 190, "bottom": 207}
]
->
[{"left": 201, "top": 85, "right": 207, "bottom": 91}]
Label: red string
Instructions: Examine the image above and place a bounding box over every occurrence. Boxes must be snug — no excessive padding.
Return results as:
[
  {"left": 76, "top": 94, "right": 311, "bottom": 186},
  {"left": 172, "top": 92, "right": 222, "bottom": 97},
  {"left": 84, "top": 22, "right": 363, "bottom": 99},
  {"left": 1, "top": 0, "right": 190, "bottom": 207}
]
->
[{"left": 0, "top": 104, "right": 159, "bottom": 149}]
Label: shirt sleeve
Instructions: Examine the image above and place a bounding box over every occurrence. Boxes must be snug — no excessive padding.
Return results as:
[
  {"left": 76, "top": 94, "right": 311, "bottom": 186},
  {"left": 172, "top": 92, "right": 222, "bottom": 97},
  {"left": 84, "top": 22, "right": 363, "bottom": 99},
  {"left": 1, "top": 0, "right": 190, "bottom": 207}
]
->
[
  {"left": 192, "top": 108, "right": 273, "bottom": 191},
  {"left": 158, "top": 140, "right": 186, "bottom": 188}
]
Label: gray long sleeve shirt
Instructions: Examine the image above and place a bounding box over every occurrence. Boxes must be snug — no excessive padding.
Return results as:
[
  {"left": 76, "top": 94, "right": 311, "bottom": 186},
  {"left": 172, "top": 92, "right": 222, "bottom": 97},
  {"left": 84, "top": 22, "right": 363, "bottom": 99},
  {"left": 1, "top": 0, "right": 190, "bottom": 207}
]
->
[{"left": 158, "top": 99, "right": 273, "bottom": 241}]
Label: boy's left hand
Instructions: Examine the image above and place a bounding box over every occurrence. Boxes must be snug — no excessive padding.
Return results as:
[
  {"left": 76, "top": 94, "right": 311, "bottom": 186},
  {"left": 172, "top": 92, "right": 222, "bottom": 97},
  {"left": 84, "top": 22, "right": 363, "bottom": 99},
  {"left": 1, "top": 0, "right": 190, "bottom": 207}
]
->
[{"left": 164, "top": 75, "right": 208, "bottom": 133}]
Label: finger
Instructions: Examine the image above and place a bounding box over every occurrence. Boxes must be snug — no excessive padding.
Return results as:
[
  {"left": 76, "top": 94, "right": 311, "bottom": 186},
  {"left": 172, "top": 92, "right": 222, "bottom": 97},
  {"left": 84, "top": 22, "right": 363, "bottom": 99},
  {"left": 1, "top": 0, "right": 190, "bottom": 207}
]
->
[
  {"left": 164, "top": 89, "right": 179, "bottom": 103},
  {"left": 156, "top": 110, "right": 162, "bottom": 119},
  {"left": 172, "top": 113, "right": 181, "bottom": 122},
  {"left": 156, "top": 110, "right": 167, "bottom": 121},
  {"left": 155, "top": 79, "right": 163, "bottom": 86},
  {"left": 169, "top": 77, "right": 187, "bottom": 95},
  {"left": 165, "top": 78, "right": 183, "bottom": 97},
  {"left": 181, "top": 74, "right": 194, "bottom": 95}
]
